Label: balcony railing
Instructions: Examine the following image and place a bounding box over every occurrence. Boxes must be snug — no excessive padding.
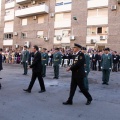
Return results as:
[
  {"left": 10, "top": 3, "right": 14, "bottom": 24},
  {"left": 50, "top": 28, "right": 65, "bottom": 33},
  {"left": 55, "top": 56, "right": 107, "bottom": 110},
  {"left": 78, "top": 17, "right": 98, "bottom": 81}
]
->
[
  {"left": 54, "top": 20, "right": 71, "bottom": 28},
  {"left": 5, "top": 1, "right": 15, "bottom": 9},
  {"left": 87, "top": 17, "right": 108, "bottom": 26},
  {"left": 86, "top": 35, "right": 107, "bottom": 44},
  {"left": 16, "top": 0, "right": 31, "bottom": 5},
  {"left": 3, "top": 40, "right": 13, "bottom": 45},
  {"left": 15, "top": 4, "right": 49, "bottom": 17},
  {"left": 4, "top": 15, "right": 14, "bottom": 21},
  {"left": 55, "top": 2, "right": 72, "bottom": 12},
  {"left": 87, "top": 0, "right": 108, "bottom": 8}
]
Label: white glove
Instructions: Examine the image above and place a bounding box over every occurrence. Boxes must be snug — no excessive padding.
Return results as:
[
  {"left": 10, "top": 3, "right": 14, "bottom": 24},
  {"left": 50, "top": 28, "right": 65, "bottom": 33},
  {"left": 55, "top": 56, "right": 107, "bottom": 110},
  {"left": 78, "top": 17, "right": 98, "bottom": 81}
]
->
[
  {"left": 85, "top": 71, "right": 87, "bottom": 73},
  {"left": 59, "top": 64, "right": 62, "bottom": 67},
  {"left": 101, "top": 67, "right": 103, "bottom": 69},
  {"left": 45, "top": 64, "right": 47, "bottom": 66},
  {"left": 26, "top": 61, "right": 28, "bottom": 63},
  {"left": 109, "top": 68, "right": 111, "bottom": 70}
]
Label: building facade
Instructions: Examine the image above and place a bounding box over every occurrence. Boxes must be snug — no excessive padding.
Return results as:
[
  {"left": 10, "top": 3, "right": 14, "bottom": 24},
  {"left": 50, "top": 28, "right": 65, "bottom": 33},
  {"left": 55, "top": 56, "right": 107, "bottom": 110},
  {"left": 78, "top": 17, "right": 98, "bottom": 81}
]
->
[{"left": 0, "top": 0, "right": 120, "bottom": 51}]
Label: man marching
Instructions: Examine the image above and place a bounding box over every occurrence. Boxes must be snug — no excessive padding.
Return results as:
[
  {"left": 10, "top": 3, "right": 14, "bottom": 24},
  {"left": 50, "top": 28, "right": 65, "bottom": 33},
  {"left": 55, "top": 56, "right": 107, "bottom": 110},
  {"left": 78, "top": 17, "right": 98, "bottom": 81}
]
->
[{"left": 63, "top": 43, "right": 92, "bottom": 105}]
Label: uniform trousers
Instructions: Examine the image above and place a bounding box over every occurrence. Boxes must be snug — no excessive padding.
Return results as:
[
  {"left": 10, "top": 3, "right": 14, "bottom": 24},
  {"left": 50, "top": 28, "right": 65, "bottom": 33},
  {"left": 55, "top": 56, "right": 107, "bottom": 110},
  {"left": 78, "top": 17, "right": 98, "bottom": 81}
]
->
[
  {"left": 68, "top": 76, "right": 92, "bottom": 101},
  {"left": 53, "top": 65, "right": 59, "bottom": 78},
  {"left": 23, "top": 62, "right": 28, "bottom": 74},
  {"left": 102, "top": 69, "right": 110, "bottom": 83}
]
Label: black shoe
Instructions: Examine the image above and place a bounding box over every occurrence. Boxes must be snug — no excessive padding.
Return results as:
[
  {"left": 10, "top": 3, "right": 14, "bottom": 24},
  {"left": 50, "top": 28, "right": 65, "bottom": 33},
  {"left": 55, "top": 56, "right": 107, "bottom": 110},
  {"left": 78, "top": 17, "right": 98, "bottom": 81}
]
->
[
  {"left": 102, "top": 82, "right": 106, "bottom": 85},
  {"left": 0, "top": 83, "right": 1, "bottom": 89},
  {"left": 105, "top": 83, "right": 109, "bottom": 85},
  {"left": 38, "top": 90, "right": 46, "bottom": 93},
  {"left": 56, "top": 77, "right": 59, "bottom": 79},
  {"left": 23, "top": 73, "right": 27, "bottom": 75},
  {"left": 63, "top": 100, "right": 73, "bottom": 105},
  {"left": 23, "top": 89, "right": 31, "bottom": 93},
  {"left": 0, "top": 78, "right": 2, "bottom": 79},
  {"left": 42, "top": 75, "right": 45, "bottom": 77},
  {"left": 53, "top": 77, "right": 56, "bottom": 79},
  {"left": 86, "top": 100, "right": 92, "bottom": 105}
]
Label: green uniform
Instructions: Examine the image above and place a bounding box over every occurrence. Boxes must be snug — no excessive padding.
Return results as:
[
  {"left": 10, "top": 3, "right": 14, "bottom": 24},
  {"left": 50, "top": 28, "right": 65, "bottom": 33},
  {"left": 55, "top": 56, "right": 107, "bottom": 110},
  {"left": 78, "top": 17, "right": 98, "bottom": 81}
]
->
[
  {"left": 21, "top": 50, "right": 29, "bottom": 75},
  {"left": 101, "top": 54, "right": 112, "bottom": 84},
  {"left": 84, "top": 54, "right": 90, "bottom": 91},
  {"left": 53, "top": 52, "right": 62, "bottom": 78},
  {"left": 41, "top": 52, "right": 48, "bottom": 77}
]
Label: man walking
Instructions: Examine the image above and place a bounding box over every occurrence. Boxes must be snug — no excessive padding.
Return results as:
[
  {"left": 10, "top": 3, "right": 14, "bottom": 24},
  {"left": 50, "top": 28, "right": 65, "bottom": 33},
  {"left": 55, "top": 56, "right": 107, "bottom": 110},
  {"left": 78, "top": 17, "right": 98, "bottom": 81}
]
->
[
  {"left": 101, "top": 48, "right": 112, "bottom": 85},
  {"left": 21, "top": 46, "right": 29, "bottom": 75},
  {"left": 23, "top": 45, "right": 46, "bottom": 93},
  {"left": 41, "top": 48, "right": 48, "bottom": 77},
  {"left": 63, "top": 43, "right": 92, "bottom": 105}
]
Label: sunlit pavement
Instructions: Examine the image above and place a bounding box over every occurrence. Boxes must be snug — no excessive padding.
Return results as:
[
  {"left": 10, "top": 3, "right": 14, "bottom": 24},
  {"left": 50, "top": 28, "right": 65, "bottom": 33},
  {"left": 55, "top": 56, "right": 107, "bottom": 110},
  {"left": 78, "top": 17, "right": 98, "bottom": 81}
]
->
[{"left": 0, "top": 64, "right": 120, "bottom": 120}]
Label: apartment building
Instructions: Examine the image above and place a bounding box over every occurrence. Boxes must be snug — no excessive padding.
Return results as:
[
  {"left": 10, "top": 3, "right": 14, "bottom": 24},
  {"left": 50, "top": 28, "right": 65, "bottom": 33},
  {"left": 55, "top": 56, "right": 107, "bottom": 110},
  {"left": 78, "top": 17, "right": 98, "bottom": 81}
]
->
[{"left": 0, "top": 0, "right": 120, "bottom": 52}]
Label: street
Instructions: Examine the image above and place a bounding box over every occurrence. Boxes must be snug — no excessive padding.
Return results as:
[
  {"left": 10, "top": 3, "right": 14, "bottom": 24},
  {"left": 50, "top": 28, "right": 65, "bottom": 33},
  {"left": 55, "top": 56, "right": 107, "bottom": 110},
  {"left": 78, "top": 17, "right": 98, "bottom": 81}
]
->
[{"left": 0, "top": 64, "right": 120, "bottom": 120}]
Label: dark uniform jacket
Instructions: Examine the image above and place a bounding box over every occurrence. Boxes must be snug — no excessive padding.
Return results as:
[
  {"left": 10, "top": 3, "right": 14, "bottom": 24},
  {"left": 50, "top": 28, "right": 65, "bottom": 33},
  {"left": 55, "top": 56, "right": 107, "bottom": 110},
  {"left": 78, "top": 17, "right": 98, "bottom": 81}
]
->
[
  {"left": 30, "top": 51, "right": 42, "bottom": 73},
  {"left": 70, "top": 52, "right": 86, "bottom": 79},
  {"left": 112, "top": 54, "right": 119, "bottom": 63},
  {"left": 92, "top": 54, "right": 98, "bottom": 62},
  {"left": 0, "top": 54, "right": 3, "bottom": 71}
]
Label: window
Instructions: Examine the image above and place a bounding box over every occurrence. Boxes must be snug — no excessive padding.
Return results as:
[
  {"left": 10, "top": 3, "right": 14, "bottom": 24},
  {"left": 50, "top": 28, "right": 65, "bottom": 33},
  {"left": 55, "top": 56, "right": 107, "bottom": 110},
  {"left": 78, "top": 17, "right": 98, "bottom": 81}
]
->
[
  {"left": 21, "top": 18, "right": 27, "bottom": 26},
  {"left": 38, "top": 16, "right": 44, "bottom": 24},
  {"left": 87, "top": 27, "right": 96, "bottom": 35},
  {"left": 37, "top": 31, "right": 44, "bottom": 38},
  {"left": 5, "top": 9, "right": 14, "bottom": 16},
  {"left": 62, "top": 29, "right": 71, "bottom": 37},
  {"left": 87, "top": 27, "right": 108, "bottom": 35},
  {"left": 4, "top": 33, "right": 13, "bottom": 40},
  {"left": 55, "top": 29, "right": 71, "bottom": 38},
  {"left": 5, "top": 21, "right": 14, "bottom": 28},
  {"left": 97, "top": 27, "right": 102, "bottom": 34},
  {"left": 55, "top": 12, "right": 71, "bottom": 22},
  {"left": 21, "top": 32, "right": 27, "bottom": 39},
  {"left": 5, "top": 0, "right": 14, "bottom": 3},
  {"left": 88, "top": 8, "right": 108, "bottom": 17}
]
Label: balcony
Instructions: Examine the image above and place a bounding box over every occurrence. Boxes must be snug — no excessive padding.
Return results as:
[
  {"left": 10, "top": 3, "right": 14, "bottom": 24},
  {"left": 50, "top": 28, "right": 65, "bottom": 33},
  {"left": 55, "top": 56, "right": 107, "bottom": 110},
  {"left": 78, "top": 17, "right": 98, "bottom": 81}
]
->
[
  {"left": 4, "top": 15, "right": 14, "bottom": 21},
  {"left": 54, "top": 37, "right": 70, "bottom": 44},
  {"left": 87, "top": 0, "right": 108, "bottom": 8},
  {"left": 54, "top": 20, "right": 71, "bottom": 28},
  {"left": 87, "top": 17, "right": 108, "bottom": 26},
  {"left": 15, "top": 4, "right": 49, "bottom": 17},
  {"left": 86, "top": 35, "right": 107, "bottom": 44},
  {"left": 3, "top": 40, "right": 13, "bottom": 46},
  {"left": 5, "top": 1, "right": 15, "bottom": 9},
  {"left": 55, "top": 2, "right": 72, "bottom": 13},
  {"left": 4, "top": 27, "right": 13, "bottom": 33},
  {"left": 16, "top": 0, "right": 31, "bottom": 5}
]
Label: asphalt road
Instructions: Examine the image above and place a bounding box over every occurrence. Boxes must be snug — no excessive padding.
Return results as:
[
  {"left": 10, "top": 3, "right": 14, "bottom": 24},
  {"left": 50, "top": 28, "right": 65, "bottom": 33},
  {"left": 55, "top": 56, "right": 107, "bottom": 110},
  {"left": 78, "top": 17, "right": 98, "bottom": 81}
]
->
[{"left": 0, "top": 64, "right": 120, "bottom": 120}]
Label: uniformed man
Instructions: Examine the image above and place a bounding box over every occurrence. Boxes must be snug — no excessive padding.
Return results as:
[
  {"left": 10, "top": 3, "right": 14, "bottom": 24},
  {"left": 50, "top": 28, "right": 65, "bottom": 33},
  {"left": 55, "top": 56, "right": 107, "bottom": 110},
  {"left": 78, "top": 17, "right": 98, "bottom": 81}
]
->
[
  {"left": 101, "top": 48, "right": 112, "bottom": 85},
  {"left": 63, "top": 43, "right": 92, "bottom": 105},
  {"left": 82, "top": 47, "right": 90, "bottom": 91},
  {"left": 53, "top": 48, "right": 62, "bottom": 79},
  {"left": 41, "top": 48, "right": 48, "bottom": 77},
  {"left": 21, "top": 46, "right": 29, "bottom": 75}
]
